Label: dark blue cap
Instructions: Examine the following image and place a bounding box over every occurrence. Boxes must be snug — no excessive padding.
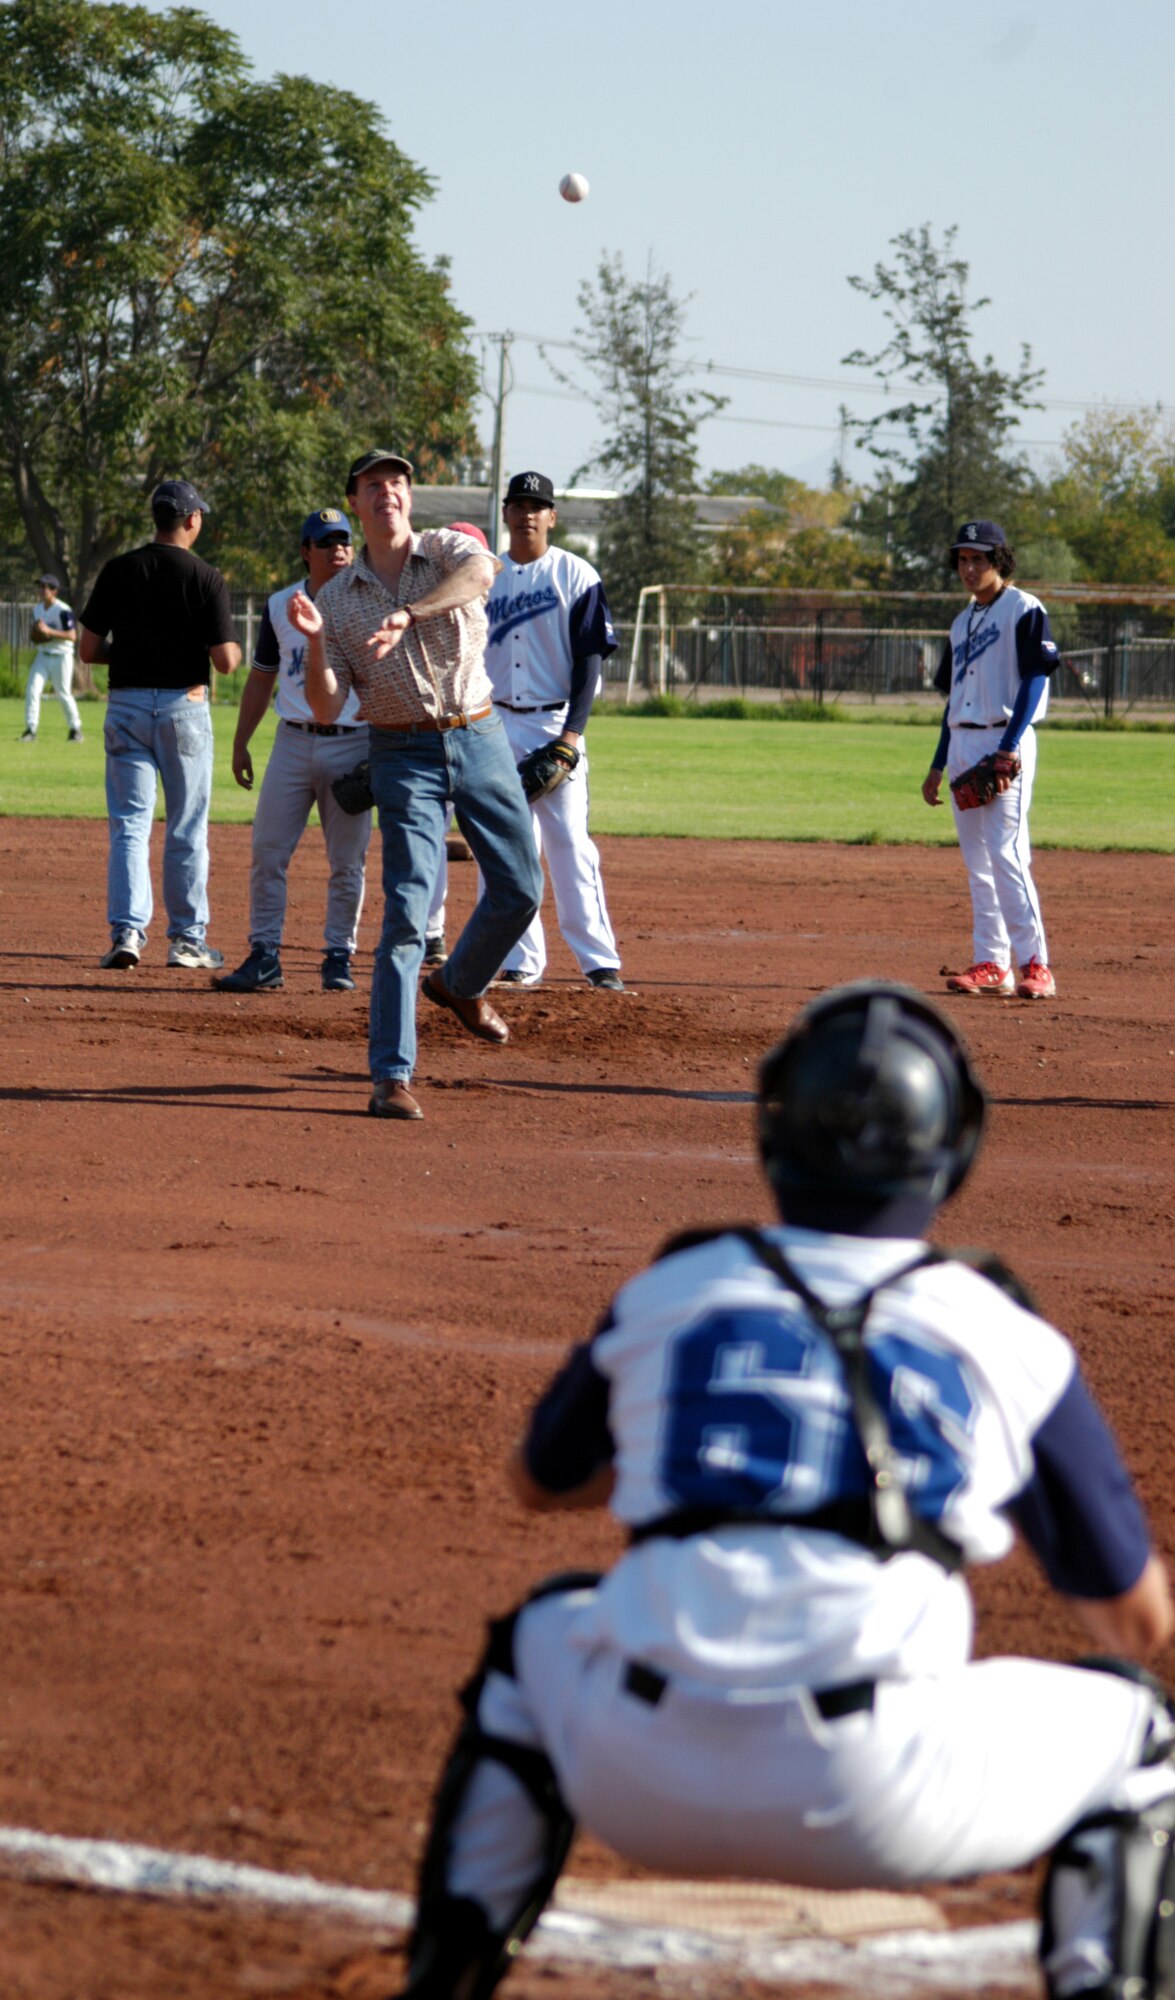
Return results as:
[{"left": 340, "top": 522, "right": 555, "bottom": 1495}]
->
[
  {"left": 152, "top": 478, "right": 210, "bottom": 518},
  {"left": 950, "top": 520, "right": 1008, "bottom": 552},
  {"left": 505, "top": 470, "right": 556, "bottom": 506},
  {"left": 300, "top": 507, "right": 352, "bottom": 546}
]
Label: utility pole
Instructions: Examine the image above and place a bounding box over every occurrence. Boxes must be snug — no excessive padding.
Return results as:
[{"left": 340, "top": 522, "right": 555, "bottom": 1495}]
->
[{"left": 484, "top": 331, "right": 513, "bottom": 549}]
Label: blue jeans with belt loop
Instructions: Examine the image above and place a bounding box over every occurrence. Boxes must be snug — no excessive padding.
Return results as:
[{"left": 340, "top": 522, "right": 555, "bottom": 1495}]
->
[
  {"left": 104, "top": 686, "right": 214, "bottom": 944},
  {"left": 367, "top": 710, "right": 542, "bottom": 1084}
]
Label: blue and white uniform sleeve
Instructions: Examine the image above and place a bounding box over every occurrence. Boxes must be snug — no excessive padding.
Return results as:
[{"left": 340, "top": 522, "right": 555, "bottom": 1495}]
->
[
  {"left": 253, "top": 606, "right": 280, "bottom": 673},
  {"left": 564, "top": 583, "right": 618, "bottom": 734},
  {"left": 1015, "top": 604, "right": 1060, "bottom": 680},
  {"left": 996, "top": 605, "right": 1058, "bottom": 753},
  {"left": 1007, "top": 1367, "right": 1152, "bottom": 1598},
  {"left": 569, "top": 583, "right": 617, "bottom": 662},
  {"left": 59, "top": 607, "right": 76, "bottom": 633},
  {"left": 522, "top": 1335, "right": 615, "bottom": 1494}
]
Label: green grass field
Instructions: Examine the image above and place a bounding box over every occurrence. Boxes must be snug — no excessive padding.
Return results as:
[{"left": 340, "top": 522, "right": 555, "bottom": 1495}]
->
[{"left": 1, "top": 697, "right": 1172, "bottom": 849}]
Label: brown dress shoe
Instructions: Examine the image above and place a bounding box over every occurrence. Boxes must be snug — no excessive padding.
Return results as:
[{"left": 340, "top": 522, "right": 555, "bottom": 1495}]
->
[
  {"left": 422, "top": 969, "right": 509, "bottom": 1044},
  {"left": 368, "top": 1080, "right": 424, "bottom": 1120}
]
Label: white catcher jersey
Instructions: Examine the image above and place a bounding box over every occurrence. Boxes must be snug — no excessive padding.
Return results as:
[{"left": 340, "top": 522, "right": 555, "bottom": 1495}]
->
[
  {"left": 936, "top": 582, "right": 1058, "bottom": 728},
  {"left": 254, "top": 580, "right": 363, "bottom": 727},
  {"left": 484, "top": 547, "right": 616, "bottom": 710},
  {"left": 523, "top": 1227, "right": 1150, "bottom": 1691}
]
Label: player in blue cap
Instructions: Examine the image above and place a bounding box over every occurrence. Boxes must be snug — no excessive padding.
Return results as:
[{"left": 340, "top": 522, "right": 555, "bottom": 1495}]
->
[{"left": 214, "top": 509, "right": 371, "bottom": 993}]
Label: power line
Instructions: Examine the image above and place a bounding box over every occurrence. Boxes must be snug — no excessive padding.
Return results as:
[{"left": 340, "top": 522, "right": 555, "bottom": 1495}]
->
[
  {"left": 478, "top": 328, "right": 1167, "bottom": 421},
  {"left": 479, "top": 380, "right": 1069, "bottom": 449}
]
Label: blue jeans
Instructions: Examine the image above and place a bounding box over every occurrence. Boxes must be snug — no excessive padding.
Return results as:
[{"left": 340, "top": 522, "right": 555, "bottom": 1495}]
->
[
  {"left": 367, "top": 711, "right": 543, "bottom": 1083},
  {"left": 104, "top": 687, "right": 214, "bottom": 944}
]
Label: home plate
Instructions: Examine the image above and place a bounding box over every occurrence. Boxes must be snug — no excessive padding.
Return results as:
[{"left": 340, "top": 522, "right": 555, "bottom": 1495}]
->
[
  {"left": 542, "top": 1878, "right": 1037, "bottom": 1990},
  {"left": 556, "top": 1876, "right": 945, "bottom": 1938}
]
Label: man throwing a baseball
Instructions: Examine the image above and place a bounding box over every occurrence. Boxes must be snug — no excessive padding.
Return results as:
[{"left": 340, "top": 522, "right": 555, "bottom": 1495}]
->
[
  {"left": 481, "top": 470, "right": 623, "bottom": 991},
  {"left": 396, "top": 982, "right": 1175, "bottom": 2000},
  {"left": 214, "top": 509, "right": 369, "bottom": 994},
  {"left": 922, "top": 520, "right": 1059, "bottom": 1001},
  {"left": 289, "top": 450, "right": 542, "bottom": 1122}
]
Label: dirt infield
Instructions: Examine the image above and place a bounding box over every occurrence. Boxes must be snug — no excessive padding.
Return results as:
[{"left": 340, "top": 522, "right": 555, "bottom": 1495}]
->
[{"left": 1, "top": 819, "right": 1173, "bottom": 1999}]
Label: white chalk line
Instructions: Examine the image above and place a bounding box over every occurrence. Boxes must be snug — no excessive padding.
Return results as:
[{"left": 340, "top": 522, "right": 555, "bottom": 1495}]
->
[{"left": 0, "top": 1825, "right": 1038, "bottom": 1992}]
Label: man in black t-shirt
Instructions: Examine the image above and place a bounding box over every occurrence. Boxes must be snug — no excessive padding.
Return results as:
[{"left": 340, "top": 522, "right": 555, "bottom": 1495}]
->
[{"left": 80, "top": 479, "right": 241, "bottom": 970}]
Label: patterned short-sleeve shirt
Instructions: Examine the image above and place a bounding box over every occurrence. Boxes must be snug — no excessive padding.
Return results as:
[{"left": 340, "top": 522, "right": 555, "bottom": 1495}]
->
[{"left": 315, "top": 530, "right": 497, "bottom": 727}]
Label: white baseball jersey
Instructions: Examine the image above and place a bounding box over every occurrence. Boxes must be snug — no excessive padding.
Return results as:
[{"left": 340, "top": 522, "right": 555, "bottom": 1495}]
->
[
  {"left": 522, "top": 1226, "right": 1150, "bottom": 1688},
  {"left": 254, "top": 581, "right": 363, "bottom": 726},
  {"left": 33, "top": 597, "right": 76, "bottom": 653},
  {"left": 484, "top": 547, "right": 615, "bottom": 726},
  {"left": 934, "top": 583, "right": 1058, "bottom": 731}
]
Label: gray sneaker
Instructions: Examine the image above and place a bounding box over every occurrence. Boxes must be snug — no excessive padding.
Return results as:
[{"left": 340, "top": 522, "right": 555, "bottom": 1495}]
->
[
  {"left": 167, "top": 938, "right": 225, "bottom": 971},
  {"left": 100, "top": 928, "right": 143, "bottom": 970}
]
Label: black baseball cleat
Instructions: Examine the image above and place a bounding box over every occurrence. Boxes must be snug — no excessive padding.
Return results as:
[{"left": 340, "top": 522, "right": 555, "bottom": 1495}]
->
[
  {"left": 322, "top": 949, "right": 356, "bottom": 991},
  {"left": 586, "top": 967, "right": 625, "bottom": 991},
  {"left": 213, "top": 944, "right": 283, "bottom": 992},
  {"left": 423, "top": 933, "right": 448, "bottom": 967}
]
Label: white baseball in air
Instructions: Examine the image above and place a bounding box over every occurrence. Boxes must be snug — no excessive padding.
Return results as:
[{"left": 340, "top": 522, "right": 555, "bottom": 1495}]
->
[{"left": 559, "top": 172, "right": 589, "bottom": 204}]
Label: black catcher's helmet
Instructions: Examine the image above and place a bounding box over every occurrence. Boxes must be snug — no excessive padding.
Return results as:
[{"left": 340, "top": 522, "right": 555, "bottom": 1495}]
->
[{"left": 758, "top": 982, "right": 987, "bottom": 1210}]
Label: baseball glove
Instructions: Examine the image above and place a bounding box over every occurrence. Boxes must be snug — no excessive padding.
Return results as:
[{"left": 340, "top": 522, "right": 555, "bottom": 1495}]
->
[
  {"left": 330, "top": 759, "right": 375, "bottom": 816},
  {"left": 516, "top": 740, "right": 579, "bottom": 802},
  {"left": 950, "top": 750, "right": 1020, "bottom": 812}
]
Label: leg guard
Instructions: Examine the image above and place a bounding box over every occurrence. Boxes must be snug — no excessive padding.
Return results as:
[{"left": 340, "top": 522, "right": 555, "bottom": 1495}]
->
[
  {"left": 1040, "top": 1792, "right": 1175, "bottom": 2000},
  {"left": 400, "top": 1574, "right": 599, "bottom": 2000}
]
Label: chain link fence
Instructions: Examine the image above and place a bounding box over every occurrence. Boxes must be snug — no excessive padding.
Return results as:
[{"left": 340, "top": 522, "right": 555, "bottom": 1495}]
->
[
  {"left": 611, "top": 587, "right": 1175, "bottom": 716},
  {"left": 6, "top": 585, "right": 1175, "bottom": 717}
]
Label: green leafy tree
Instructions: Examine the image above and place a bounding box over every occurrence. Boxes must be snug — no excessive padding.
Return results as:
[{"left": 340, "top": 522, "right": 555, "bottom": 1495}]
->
[
  {"left": 842, "top": 224, "right": 1043, "bottom": 582},
  {"left": 707, "top": 466, "right": 888, "bottom": 590},
  {"left": 548, "top": 254, "right": 723, "bottom": 615},
  {"left": 0, "top": 0, "right": 479, "bottom": 607},
  {"left": 1028, "top": 407, "right": 1175, "bottom": 586}
]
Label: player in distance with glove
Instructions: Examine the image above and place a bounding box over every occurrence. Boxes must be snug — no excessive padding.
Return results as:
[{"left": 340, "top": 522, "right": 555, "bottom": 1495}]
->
[
  {"left": 479, "top": 471, "right": 623, "bottom": 991},
  {"left": 922, "top": 522, "right": 1059, "bottom": 1001},
  {"left": 396, "top": 982, "right": 1175, "bottom": 2000}
]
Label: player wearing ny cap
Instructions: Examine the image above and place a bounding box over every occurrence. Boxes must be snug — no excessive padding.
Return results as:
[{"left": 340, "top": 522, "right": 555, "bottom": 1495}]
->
[
  {"left": 396, "top": 983, "right": 1175, "bottom": 2000},
  {"left": 481, "top": 471, "right": 623, "bottom": 991},
  {"left": 922, "top": 521, "right": 1059, "bottom": 1001},
  {"left": 214, "top": 509, "right": 371, "bottom": 994}
]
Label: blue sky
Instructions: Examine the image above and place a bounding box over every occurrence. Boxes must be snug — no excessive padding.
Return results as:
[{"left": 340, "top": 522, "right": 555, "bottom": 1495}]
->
[{"left": 146, "top": 0, "right": 1173, "bottom": 492}]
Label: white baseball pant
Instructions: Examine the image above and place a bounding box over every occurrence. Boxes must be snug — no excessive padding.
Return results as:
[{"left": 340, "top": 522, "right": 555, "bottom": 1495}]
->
[
  {"left": 948, "top": 723, "right": 1048, "bottom": 969},
  {"left": 25, "top": 647, "right": 82, "bottom": 736},
  {"left": 249, "top": 720, "right": 371, "bottom": 954},
  {"left": 482, "top": 708, "right": 619, "bottom": 980},
  {"left": 447, "top": 1587, "right": 1166, "bottom": 1928}
]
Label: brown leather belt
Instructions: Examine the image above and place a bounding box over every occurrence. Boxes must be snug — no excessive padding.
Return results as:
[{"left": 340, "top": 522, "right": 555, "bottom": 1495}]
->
[{"left": 376, "top": 702, "right": 493, "bottom": 736}]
